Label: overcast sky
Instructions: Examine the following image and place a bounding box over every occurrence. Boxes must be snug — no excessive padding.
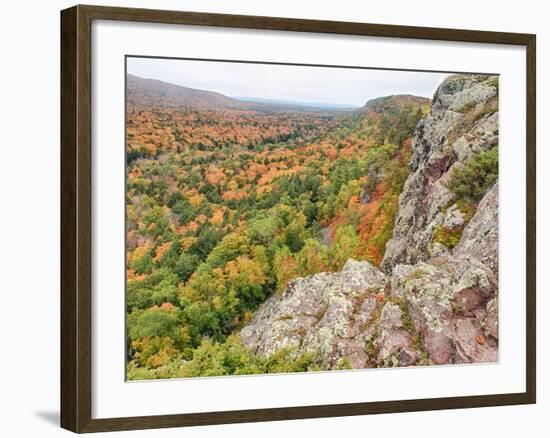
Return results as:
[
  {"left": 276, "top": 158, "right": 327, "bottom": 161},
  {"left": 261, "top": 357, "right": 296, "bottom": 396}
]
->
[{"left": 127, "top": 57, "right": 450, "bottom": 107}]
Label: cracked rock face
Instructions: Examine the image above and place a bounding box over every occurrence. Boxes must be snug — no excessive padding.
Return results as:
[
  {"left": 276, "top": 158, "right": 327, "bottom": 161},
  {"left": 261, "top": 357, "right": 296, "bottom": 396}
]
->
[
  {"left": 454, "top": 182, "right": 499, "bottom": 277},
  {"left": 375, "top": 303, "right": 413, "bottom": 367},
  {"left": 390, "top": 253, "right": 498, "bottom": 365},
  {"left": 381, "top": 74, "right": 498, "bottom": 272},
  {"left": 241, "top": 260, "right": 386, "bottom": 369},
  {"left": 241, "top": 254, "right": 498, "bottom": 369}
]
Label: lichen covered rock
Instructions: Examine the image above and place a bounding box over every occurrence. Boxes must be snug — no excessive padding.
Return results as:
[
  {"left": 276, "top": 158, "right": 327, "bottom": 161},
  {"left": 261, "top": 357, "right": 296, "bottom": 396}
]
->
[
  {"left": 241, "top": 260, "right": 386, "bottom": 368},
  {"left": 241, "top": 253, "right": 498, "bottom": 369},
  {"left": 454, "top": 183, "right": 499, "bottom": 276},
  {"left": 390, "top": 254, "right": 498, "bottom": 364},
  {"left": 381, "top": 74, "right": 498, "bottom": 272}
]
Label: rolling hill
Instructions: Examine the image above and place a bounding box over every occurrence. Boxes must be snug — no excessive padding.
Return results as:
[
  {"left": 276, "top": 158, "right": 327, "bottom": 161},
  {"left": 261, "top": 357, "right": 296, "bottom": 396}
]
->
[
  {"left": 127, "top": 74, "right": 356, "bottom": 112},
  {"left": 127, "top": 74, "right": 255, "bottom": 110}
]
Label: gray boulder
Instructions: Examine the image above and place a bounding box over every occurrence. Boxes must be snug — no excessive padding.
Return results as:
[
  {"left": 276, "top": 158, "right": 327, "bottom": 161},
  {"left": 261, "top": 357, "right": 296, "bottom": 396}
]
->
[
  {"left": 390, "top": 253, "right": 498, "bottom": 364},
  {"left": 454, "top": 183, "right": 499, "bottom": 276},
  {"left": 241, "top": 260, "right": 386, "bottom": 369}
]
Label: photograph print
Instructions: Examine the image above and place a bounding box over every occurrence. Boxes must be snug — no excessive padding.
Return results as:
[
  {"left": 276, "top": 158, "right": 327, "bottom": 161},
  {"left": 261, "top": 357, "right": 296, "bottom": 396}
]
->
[{"left": 125, "top": 57, "right": 499, "bottom": 381}]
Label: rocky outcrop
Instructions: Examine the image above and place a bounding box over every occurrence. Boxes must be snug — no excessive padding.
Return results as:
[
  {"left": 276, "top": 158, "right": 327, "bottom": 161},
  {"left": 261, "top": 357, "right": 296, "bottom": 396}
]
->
[
  {"left": 390, "top": 252, "right": 498, "bottom": 364},
  {"left": 240, "top": 74, "right": 499, "bottom": 370},
  {"left": 381, "top": 74, "right": 498, "bottom": 272},
  {"left": 454, "top": 182, "right": 499, "bottom": 276},
  {"left": 241, "top": 251, "right": 498, "bottom": 368},
  {"left": 241, "top": 260, "right": 386, "bottom": 369}
]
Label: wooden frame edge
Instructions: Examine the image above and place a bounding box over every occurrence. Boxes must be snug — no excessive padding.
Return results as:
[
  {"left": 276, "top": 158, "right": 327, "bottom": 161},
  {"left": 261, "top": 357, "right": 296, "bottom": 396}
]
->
[
  {"left": 61, "top": 4, "right": 93, "bottom": 432},
  {"left": 61, "top": 4, "right": 78, "bottom": 433},
  {"left": 79, "top": 392, "right": 533, "bottom": 433},
  {"left": 525, "top": 33, "right": 536, "bottom": 405},
  {"left": 60, "top": 4, "right": 537, "bottom": 433}
]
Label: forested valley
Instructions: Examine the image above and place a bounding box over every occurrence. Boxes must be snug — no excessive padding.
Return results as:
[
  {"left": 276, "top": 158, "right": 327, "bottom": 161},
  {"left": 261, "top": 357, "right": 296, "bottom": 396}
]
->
[{"left": 126, "top": 74, "right": 499, "bottom": 378}]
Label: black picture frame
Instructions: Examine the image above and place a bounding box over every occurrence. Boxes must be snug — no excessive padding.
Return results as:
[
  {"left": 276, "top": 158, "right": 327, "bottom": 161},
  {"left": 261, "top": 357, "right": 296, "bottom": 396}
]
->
[{"left": 61, "top": 4, "right": 536, "bottom": 433}]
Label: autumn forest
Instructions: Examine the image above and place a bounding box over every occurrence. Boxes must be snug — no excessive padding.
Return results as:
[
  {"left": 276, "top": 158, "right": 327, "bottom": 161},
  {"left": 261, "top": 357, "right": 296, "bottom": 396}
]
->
[{"left": 125, "top": 65, "right": 499, "bottom": 379}]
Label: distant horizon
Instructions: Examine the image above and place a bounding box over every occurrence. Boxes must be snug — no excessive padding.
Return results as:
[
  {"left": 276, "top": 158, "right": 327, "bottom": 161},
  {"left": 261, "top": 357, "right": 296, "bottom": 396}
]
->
[
  {"left": 230, "top": 96, "right": 360, "bottom": 110},
  {"left": 127, "top": 73, "right": 361, "bottom": 109},
  {"left": 127, "top": 58, "right": 449, "bottom": 107}
]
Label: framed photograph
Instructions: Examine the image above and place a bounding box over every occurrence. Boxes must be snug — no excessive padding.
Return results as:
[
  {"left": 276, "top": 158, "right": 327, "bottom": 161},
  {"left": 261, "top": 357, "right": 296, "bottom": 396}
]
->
[{"left": 60, "top": 4, "right": 536, "bottom": 433}]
